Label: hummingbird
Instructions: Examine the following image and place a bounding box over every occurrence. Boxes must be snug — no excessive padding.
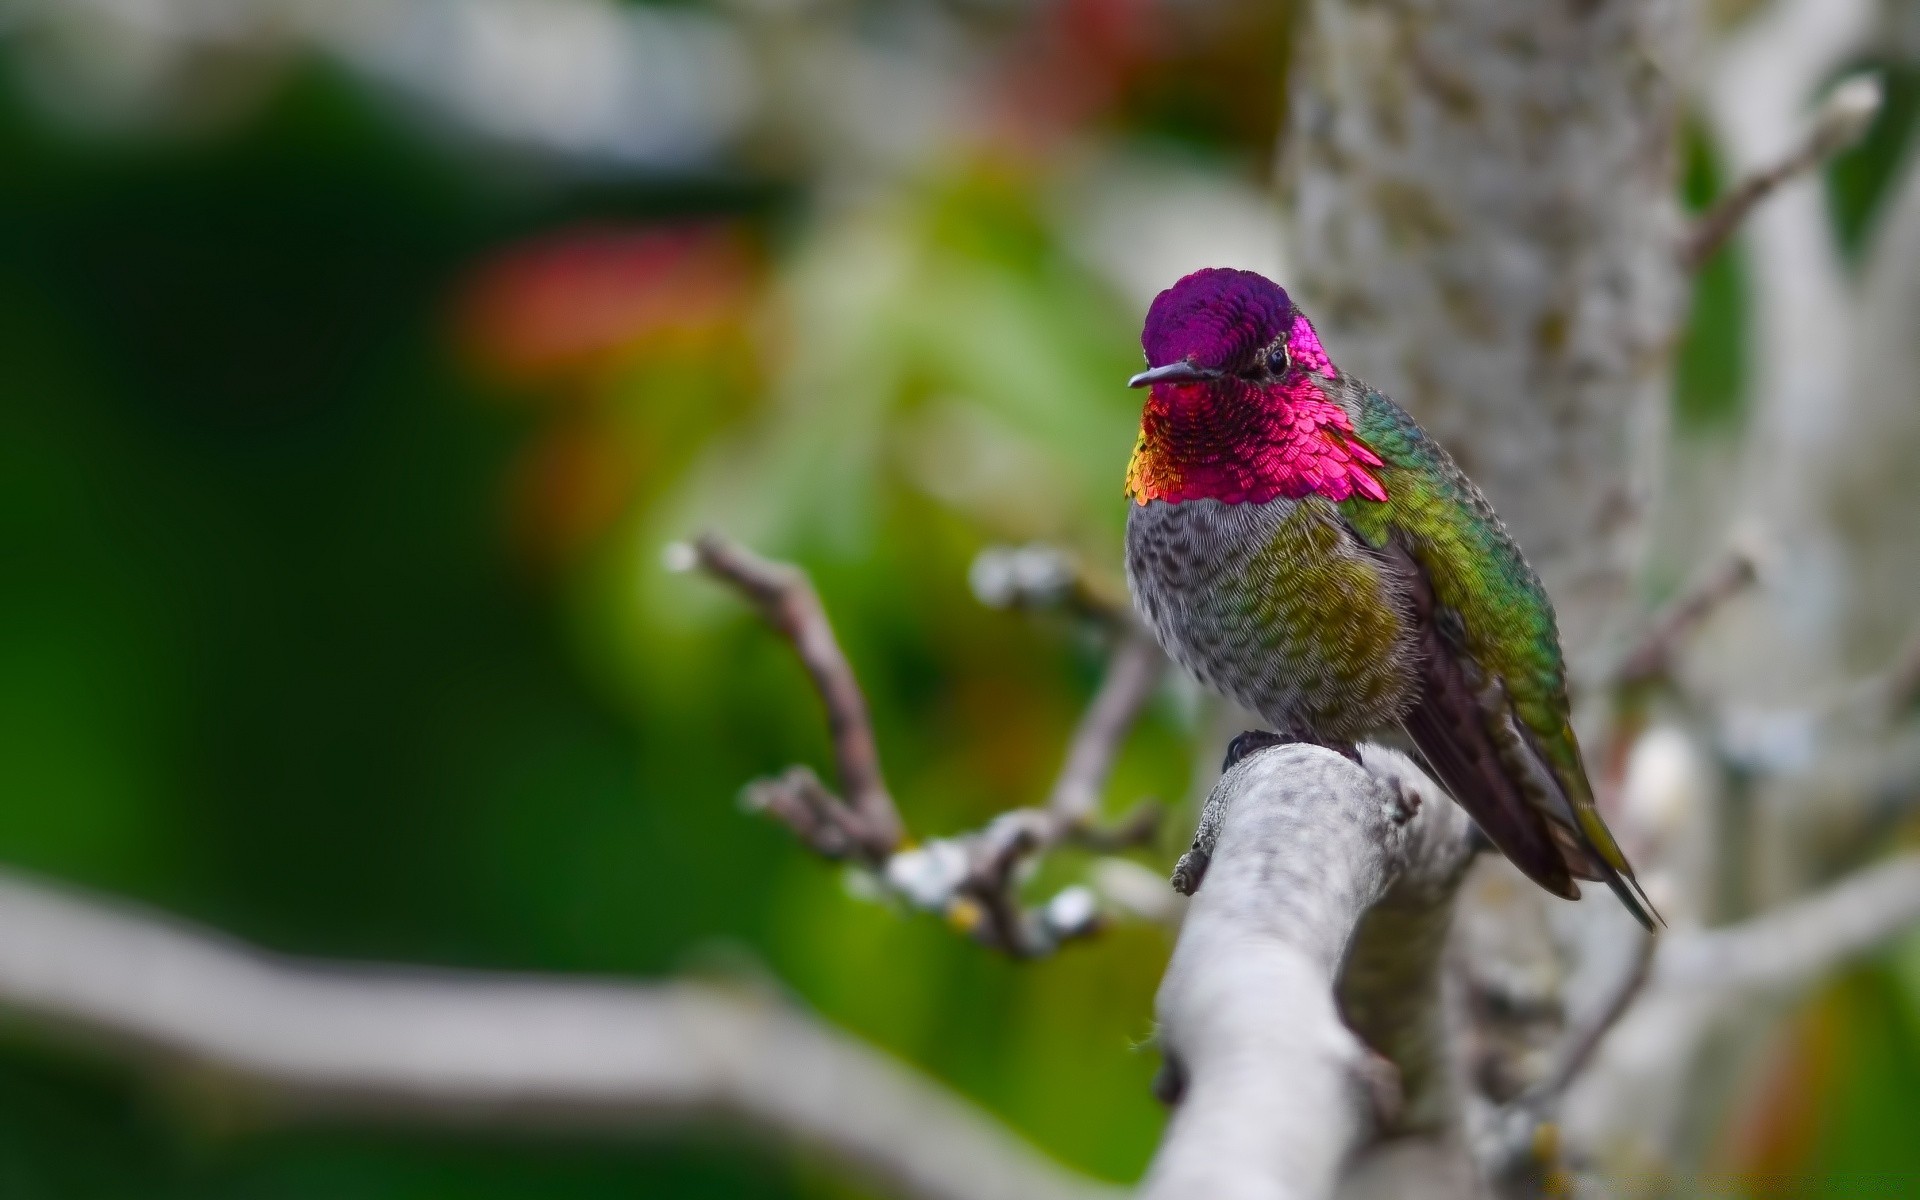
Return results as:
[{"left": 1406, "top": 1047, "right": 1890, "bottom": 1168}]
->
[{"left": 1123, "top": 268, "right": 1656, "bottom": 929}]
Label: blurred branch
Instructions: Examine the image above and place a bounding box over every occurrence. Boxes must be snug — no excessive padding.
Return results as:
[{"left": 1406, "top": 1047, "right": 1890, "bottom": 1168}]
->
[
  {"left": 1046, "top": 633, "right": 1165, "bottom": 824},
  {"left": 1142, "top": 745, "right": 1478, "bottom": 1199},
  {"left": 969, "top": 543, "right": 1133, "bottom": 628},
  {"left": 1680, "top": 74, "right": 1883, "bottom": 270},
  {"left": 1610, "top": 538, "right": 1764, "bottom": 689},
  {"left": 680, "top": 533, "right": 1163, "bottom": 958},
  {"left": 1556, "top": 857, "right": 1920, "bottom": 1181},
  {"left": 1881, "top": 627, "right": 1920, "bottom": 718},
  {"left": 1656, "top": 854, "right": 1920, "bottom": 993},
  {"left": 1497, "top": 860, "right": 1920, "bottom": 1187},
  {"left": 0, "top": 870, "right": 1118, "bottom": 1200},
  {"left": 19, "top": 0, "right": 757, "bottom": 166},
  {"left": 687, "top": 534, "right": 904, "bottom": 858},
  {"left": 1536, "top": 935, "right": 1658, "bottom": 1103},
  {"left": 1485, "top": 933, "right": 1658, "bottom": 1188}
]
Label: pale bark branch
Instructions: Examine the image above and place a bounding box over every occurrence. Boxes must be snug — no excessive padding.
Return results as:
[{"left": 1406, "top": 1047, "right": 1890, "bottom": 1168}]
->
[
  {"left": 1141, "top": 745, "right": 1477, "bottom": 1200},
  {"left": 680, "top": 533, "right": 1163, "bottom": 957},
  {"left": 1880, "top": 627, "right": 1920, "bottom": 719},
  {"left": 1560, "top": 856, "right": 1920, "bottom": 1181},
  {"left": 1680, "top": 74, "right": 1883, "bottom": 271},
  {"left": 0, "top": 869, "right": 1116, "bottom": 1200},
  {"left": 969, "top": 543, "right": 1134, "bottom": 628},
  {"left": 1482, "top": 932, "right": 1658, "bottom": 1187},
  {"left": 1655, "top": 854, "right": 1920, "bottom": 994},
  {"left": 1492, "top": 858, "right": 1920, "bottom": 1188},
  {"left": 1047, "top": 633, "right": 1166, "bottom": 824}
]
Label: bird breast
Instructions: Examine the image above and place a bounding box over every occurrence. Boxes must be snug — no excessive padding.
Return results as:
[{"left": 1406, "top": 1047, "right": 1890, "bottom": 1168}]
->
[{"left": 1124, "top": 496, "right": 1418, "bottom": 741}]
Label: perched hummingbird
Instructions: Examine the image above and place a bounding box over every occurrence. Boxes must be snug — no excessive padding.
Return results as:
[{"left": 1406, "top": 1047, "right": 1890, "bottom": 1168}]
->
[{"left": 1123, "top": 268, "right": 1655, "bottom": 929}]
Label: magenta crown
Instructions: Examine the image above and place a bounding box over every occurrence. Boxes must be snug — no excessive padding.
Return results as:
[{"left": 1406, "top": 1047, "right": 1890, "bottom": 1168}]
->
[{"left": 1141, "top": 268, "right": 1294, "bottom": 372}]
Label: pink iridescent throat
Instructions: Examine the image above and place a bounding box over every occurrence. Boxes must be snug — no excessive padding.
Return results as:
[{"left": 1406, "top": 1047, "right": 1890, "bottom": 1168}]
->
[{"left": 1128, "top": 376, "right": 1387, "bottom": 506}]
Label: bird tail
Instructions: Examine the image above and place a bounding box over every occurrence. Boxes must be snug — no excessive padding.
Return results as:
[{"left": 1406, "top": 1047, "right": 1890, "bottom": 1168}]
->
[
  {"left": 1559, "top": 764, "right": 1663, "bottom": 931},
  {"left": 1399, "top": 669, "right": 1661, "bottom": 932},
  {"left": 1380, "top": 536, "right": 1660, "bottom": 931}
]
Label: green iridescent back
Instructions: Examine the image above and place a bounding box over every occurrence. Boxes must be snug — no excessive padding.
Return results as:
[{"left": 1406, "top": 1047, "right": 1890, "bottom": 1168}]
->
[{"left": 1334, "top": 385, "right": 1592, "bottom": 804}]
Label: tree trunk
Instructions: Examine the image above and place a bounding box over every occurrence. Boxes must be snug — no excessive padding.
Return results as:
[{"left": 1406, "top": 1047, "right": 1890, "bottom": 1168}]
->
[{"left": 1284, "top": 0, "right": 1689, "bottom": 656}]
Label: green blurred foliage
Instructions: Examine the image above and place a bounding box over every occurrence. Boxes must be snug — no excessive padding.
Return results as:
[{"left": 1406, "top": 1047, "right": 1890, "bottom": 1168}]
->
[
  {"left": 1827, "top": 62, "right": 1920, "bottom": 263},
  {"left": 0, "top": 52, "right": 1184, "bottom": 1197},
  {"left": 1674, "top": 118, "right": 1750, "bottom": 431},
  {"left": 1796, "top": 965, "right": 1920, "bottom": 1196}
]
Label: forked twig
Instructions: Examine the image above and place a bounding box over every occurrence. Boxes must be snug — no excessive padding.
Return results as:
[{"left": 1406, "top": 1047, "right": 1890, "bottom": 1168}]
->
[
  {"left": 691, "top": 534, "right": 904, "bottom": 859},
  {"left": 679, "top": 533, "right": 1165, "bottom": 957},
  {"left": 1048, "top": 632, "right": 1165, "bottom": 822}
]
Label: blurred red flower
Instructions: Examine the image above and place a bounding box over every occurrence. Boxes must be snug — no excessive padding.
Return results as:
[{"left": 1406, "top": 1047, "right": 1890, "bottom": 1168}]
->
[{"left": 456, "top": 223, "right": 759, "bottom": 384}]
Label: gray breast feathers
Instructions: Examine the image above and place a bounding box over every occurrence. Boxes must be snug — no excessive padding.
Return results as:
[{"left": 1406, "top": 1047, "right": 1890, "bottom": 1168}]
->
[{"left": 1124, "top": 496, "right": 1415, "bottom": 740}]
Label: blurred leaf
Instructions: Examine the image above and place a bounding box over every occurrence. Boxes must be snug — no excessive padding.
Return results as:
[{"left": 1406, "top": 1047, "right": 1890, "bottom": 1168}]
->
[
  {"left": 1826, "top": 62, "right": 1920, "bottom": 264},
  {"left": 1674, "top": 117, "right": 1749, "bottom": 430}
]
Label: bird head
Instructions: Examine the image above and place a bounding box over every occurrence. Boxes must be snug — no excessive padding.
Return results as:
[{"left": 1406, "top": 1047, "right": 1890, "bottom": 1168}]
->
[
  {"left": 1123, "top": 268, "right": 1381, "bottom": 506},
  {"left": 1127, "top": 267, "right": 1337, "bottom": 395}
]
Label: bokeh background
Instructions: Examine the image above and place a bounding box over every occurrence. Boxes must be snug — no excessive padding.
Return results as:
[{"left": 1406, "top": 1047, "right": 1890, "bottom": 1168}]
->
[{"left": 1, "top": 0, "right": 1917, "bottom": 1196}]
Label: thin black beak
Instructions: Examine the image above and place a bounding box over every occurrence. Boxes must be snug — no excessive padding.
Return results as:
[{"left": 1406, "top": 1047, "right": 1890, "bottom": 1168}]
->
[{"left": 1127, "top": 361, "right": 1219, "bottom": 388}]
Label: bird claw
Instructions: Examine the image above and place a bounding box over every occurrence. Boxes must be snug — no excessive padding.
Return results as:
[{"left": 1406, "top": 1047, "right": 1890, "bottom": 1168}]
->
[
  {"left": 1184, "top": 730, "right": 1369, "bottom": 898},
  {"left": 1322, "top": 738, "right": 1364, "bottom": 765},
  {"left": 1151, "top": 1052, "right": 1189, "bottom": 1107},
  {"left": 1221, "top": 729, "right": 1362, "bottom": 771},
  {"left": 1221, "top": 728, "right": 1300, "bottom": 771}
]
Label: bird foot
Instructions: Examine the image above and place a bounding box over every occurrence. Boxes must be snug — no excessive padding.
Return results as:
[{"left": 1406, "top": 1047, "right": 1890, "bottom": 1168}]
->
[
  {"left": 1180, "top": 730, "right": 1368, "bottom": 898},
  {"left": 1221, "top": 728, "right": 1362, "bottom": 771},
  {"left": 1221, "top": 728, "right": 1299, "bottom": 771},
  {"left": 1151, "top": 1052, "right": 1188, "bottom": 1107}
]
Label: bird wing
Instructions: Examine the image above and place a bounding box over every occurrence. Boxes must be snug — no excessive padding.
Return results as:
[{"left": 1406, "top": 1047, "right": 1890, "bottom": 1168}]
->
[
  {"left": 1377, "top": 537, "right": 1656, "bottom": 928},
  {"left": 1378, "top": 536, "right": 1576, "bottom": 897},
  {"left": 1335, "top": 381, "right": 1658, "bottom": 929}
]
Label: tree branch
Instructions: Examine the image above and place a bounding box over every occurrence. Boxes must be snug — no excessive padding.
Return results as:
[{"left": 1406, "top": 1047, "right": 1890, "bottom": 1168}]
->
[
  {"left": 1490, "top": 862, "right": 1920, "bottom": 1190},
  {"left": 1047, "top": 633, "right": 1165, "bottom": 824},
  {"left": 680, "top": 533, "right": 1163, "bottom": 957},
  {"left": 1536, "top": 934, "right": 1658, "bottom": 1104},
  {"left": 687, "top": 533, "right": 904, "bottom": 859},
  {"left": 1879, "top": 626, "right": 1920, "bottom": 719},
  {"left": 969, "top": 543, "right": 1133, "bottom": 629},
  {"left": 1610, "top": 538, "right": 1763, "bottom": 689},
  {"left": 1656, "top": 854, "right": 1920, "bottom": 994},
  {"left": 1680, "top": 74, "right": 1883, "bottom": 271},
  {"left": 0, "top": 870, "right": 1117, "bottom": 1200},
  {"left": 1483, "top": 931, "right": 1658, "bottom": 1189},
  {"left": 1141, "top": 745, "right": 1476, "bottom": 1200},
  {"left": 1558, "top": 856, "right": 1920, "bottom": 1183}
]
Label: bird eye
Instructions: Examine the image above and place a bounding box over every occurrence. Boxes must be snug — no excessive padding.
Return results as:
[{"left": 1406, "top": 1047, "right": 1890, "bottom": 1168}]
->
[{"left": 1266, "top": 343, "right": 1292, "bottom": 376}]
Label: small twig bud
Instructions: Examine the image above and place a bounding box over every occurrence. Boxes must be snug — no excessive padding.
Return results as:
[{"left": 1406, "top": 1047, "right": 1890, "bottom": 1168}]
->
[
  {"left": 1680, "top": 72, "right": 1885, "bottom": 269},
  {"left": 885, "top": 840, "right": 972, "bottom": 910},
  {"left": 1814, "top": 74, "right": 1885, "bottom": 153},
  {"left": 1041, "top": 886, "right": 1101, "bottom": 941},
  {"left": 969, "top": 543, "right": 1077, "bottom": 610},
  {"left": 661, "top": 541, "right": 699, "bottom": 573}
]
